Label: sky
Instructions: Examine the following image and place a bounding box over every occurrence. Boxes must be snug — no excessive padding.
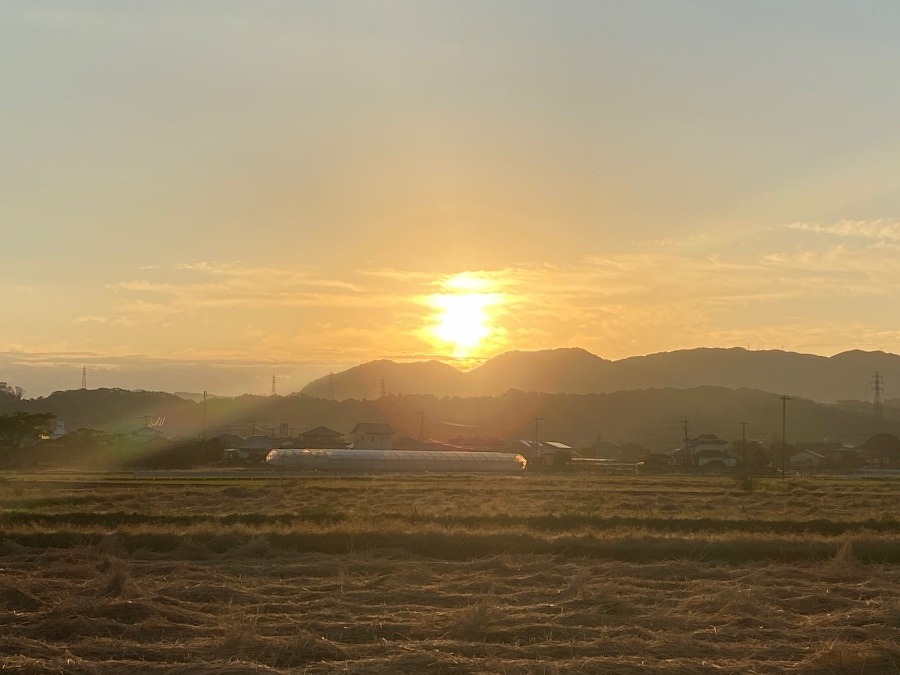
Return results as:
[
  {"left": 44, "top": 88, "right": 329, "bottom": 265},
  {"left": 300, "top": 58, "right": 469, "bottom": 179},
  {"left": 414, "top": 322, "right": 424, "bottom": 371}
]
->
[{"left": 4, "top": 1, "right": 900, "bottom": 397}]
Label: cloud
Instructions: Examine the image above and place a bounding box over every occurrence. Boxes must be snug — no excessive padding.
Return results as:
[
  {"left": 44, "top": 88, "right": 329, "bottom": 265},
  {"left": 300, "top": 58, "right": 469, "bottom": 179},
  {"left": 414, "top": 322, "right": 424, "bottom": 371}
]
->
[
  {"left": 174, "top": 261, "right": 368, "bottom": 291},
  {"left": 786, "top": 219, "right": 900, "bottom": 242},
  {"left": 106, "top": 262, "right": 383, "bottom": 322}
]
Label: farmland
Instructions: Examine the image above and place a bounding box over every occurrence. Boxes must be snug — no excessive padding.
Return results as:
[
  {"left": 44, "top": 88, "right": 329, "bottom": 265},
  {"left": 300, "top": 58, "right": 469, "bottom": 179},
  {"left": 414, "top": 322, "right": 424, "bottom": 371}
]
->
[{"left": 0, "top": 472, "right": 898, "bottom": 673}]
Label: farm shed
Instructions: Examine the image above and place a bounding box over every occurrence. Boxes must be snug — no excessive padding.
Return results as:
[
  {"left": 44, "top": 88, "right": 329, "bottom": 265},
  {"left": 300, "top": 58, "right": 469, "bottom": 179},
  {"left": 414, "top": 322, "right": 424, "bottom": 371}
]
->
[{"left": 266, "top": 448, "right": 527, "bottom": 473}]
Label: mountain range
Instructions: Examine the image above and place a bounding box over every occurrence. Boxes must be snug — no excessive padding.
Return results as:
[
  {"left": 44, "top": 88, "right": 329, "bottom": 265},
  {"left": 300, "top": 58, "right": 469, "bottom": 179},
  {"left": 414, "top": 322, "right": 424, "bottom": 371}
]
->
[
  {"left": 300, "top": 347, "right": 898, "bottom": 404},
  {"left": 6, "top": 348, "right": 900, "bottom": 451},
  {"left": 4, "top": 347, "right": 898, "bottom": 452}
]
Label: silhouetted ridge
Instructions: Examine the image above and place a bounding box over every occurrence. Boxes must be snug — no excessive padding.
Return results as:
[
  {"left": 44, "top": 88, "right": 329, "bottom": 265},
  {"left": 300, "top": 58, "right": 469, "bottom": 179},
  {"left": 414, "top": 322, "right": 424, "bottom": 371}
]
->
[{"left": 298, "top": 347, "right": 900, "bottom": 403}]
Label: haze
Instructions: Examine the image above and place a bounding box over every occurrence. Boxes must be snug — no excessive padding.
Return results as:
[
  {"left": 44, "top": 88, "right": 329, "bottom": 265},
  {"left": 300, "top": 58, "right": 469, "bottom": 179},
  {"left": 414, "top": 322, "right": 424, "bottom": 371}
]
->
[{"left": 4, "top": 2, "right": 900, "bottom": 397}]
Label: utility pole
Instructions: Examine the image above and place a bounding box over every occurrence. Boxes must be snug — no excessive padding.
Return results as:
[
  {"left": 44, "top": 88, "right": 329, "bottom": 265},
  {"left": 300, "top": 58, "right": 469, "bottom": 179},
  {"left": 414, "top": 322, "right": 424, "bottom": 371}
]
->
[
  {"left": 780, "top": 395, "right": 791, "bottom": 480},
  {"left": 418, "top": 411, "right": 424, "bottom": 451},
  {"left": 329, "top": 372, "right": 334, "bottom": 401},
  {"left": 530, "top": 416, "right": 542, "bottom": 470},
  {"left": 202, "top": 390, "right": 207, "bottom": 442},
  {"left": 740, "top": 421, "right": 748, "bottom": 475},
  {"left": 680, "top": 419, "right": 690, "bottom": 469},
  {"left": 873, "top": 371, "right": 885, "bottom": 429}
]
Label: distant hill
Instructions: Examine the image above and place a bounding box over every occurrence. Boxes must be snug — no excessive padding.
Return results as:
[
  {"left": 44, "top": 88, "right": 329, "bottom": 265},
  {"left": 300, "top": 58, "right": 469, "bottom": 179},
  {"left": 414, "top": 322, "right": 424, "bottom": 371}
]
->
[
  {"left": 0, "top": 388, "right": 197, "bottom": 435},
  {"left": 298, "top": 347, "right": 900, "bottom": 404},
  {"left": 467, "top": 348, "right": 613, "bottom": 394},
  {"left": 301, "top": 359, "right": 469, "bottom": 400}
]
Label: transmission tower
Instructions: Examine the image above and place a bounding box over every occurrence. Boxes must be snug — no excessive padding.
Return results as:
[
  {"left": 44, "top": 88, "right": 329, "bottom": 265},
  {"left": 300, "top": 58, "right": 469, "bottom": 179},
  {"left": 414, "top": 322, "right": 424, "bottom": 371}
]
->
[
  {"left": 81, "top": 366, "right": 86, "bottom": 390},
  {"left": 271, "top": 374, "right": 277, "bottom": 397},
  {"left": 873, "top": 371, "right": 885, "bottom": 428}
]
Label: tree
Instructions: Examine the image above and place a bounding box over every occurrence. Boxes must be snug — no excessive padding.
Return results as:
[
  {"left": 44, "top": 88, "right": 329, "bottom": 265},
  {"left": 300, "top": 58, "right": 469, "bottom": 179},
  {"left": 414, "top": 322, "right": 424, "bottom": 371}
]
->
[
  {"left": 768, "top": 440, "right": 796, "bottom": 473},
  {"left": 732, "top": 439, "right": 766, "bottom": 467},
  {"left": 861, "top": 433, "right": 900, "bottom": 468},
  {"left": 0, "top": 412, "right": 55, "bottom": 467},
  {"left": 0, "top": 382, "right": 24, "bottom": 400}
]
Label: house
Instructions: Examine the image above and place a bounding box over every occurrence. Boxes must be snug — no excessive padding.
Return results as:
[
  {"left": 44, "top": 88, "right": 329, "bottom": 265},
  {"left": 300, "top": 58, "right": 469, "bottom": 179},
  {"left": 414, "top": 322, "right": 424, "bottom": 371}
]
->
[
  {"left": 671, "top": 434, "right": 732, "bottom": 470},
  {"left": 351, "top": 423, "right": 395, "bottom": 450},
  {"left": 789, "top": 448, "right": 827, "bottom": 473},
  {"left": 694, "top": 447, "right": 738, "bottom": 472},
  {"left": 583, "top": 439, "right": 623, "bottom": 459},
  {"left": 516, "top": 440, "right": 573, "bottom": 470},
  {"left": 39, "top": 420, "right": 69, "bottom": 441},
  {"left": 297, "top": 426, "right": 345, "bottom": 448},
  {"left": 223, "top": 434, "right": 279, "bottom": 462}
]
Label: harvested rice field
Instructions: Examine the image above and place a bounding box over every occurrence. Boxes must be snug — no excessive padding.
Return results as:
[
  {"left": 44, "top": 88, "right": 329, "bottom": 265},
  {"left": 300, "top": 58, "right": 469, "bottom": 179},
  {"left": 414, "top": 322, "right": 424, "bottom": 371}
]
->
[{"left": 0, "top": 472, "right": 898, "bottom": 673}]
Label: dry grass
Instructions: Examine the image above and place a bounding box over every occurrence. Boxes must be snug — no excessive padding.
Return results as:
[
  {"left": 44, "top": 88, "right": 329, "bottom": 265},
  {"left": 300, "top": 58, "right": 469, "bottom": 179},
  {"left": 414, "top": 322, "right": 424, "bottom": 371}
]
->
[{"left": 0, "top": 472, "right": 896, "bottom": 672}]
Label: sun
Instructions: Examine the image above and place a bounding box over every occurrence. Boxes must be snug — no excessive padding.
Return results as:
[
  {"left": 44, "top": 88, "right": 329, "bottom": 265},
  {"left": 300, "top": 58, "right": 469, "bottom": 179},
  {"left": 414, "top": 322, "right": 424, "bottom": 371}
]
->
[
  {"left": 425, "top": 273, "right": 505, "bottom": 358},
  {"left": 432, "top": 293, "right": 494, "bottom": 354}
]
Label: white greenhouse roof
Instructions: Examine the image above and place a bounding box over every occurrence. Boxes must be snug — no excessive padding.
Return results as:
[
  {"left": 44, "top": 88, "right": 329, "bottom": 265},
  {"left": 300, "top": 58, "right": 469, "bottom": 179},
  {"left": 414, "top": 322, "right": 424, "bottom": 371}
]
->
[{"left": 265, "top": 448, "right": 527, "bottom": 472}]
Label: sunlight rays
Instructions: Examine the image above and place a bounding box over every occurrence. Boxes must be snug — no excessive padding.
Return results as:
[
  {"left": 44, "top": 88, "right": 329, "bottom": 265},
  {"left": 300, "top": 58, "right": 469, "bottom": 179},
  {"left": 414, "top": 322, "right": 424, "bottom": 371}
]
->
[{"left": 424, "top": 273, "right": 506, "bottom": 359}]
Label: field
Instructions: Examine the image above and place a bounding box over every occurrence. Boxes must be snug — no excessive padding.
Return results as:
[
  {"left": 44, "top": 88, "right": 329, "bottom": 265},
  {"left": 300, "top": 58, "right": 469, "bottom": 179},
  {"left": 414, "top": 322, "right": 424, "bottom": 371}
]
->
[{"left": 0, "top": 472, "right": 898, "bottom": 673}]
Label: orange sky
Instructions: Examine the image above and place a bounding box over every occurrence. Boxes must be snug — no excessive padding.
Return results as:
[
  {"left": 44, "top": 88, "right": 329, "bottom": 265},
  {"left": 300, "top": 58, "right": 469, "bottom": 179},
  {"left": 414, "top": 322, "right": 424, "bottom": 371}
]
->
[{"left": 3, "top": 4, "right": 900, "bottom": 396}]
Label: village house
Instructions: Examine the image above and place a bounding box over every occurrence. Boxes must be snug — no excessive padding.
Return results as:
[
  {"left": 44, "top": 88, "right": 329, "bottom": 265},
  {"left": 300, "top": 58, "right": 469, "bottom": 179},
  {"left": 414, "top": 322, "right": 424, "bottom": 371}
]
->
[
  {"left": 789, "top": 448, "right": 827, "bottom": 474},
  {"left": 296, "top": 426, "right": 346, "bottom": 448},
  {"left": 670, "top": 434, "right": 738, "bottom": 472},
  {"left": 223, "top": 434, "right": 279, "bottom": 462},
  {"left": 515, "top": 440, "right": 573, "bottom": 470},
  {"left": 351, "top": 423, "right": 395, "bottom": 450}
]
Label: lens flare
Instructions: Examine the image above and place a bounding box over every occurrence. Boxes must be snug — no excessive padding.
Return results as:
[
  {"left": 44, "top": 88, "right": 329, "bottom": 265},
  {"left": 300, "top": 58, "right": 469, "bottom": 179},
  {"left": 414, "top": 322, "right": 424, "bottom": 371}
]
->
[{"left": 425, "top": 273, "right": 505, "bottom": 358}]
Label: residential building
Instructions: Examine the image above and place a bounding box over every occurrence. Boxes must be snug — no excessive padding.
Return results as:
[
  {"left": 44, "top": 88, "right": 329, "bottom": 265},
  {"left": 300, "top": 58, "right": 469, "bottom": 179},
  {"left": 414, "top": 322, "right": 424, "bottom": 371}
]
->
[
  {"left": 297, "top": 426, "right": 345, "bottom": 448},
  {"left": 351, "top": 423, "right": 395, "bottom": 450}
]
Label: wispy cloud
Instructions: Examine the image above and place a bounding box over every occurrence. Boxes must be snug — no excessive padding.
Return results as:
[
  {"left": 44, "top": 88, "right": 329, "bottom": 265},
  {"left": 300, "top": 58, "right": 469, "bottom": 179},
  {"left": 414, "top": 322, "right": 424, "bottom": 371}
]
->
[
  {"left": 106, "top": 262, "right": 380, "bottom": 320},
  {"left": 786, "top": 219, "right": 900, "bottom": 242}
]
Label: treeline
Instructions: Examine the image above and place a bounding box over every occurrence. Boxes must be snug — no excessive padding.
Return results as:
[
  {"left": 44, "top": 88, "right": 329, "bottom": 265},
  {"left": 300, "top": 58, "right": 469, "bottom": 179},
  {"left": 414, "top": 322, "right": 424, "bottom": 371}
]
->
[{"left": 2, "top": 385, "right": 897, "bottom": 453}]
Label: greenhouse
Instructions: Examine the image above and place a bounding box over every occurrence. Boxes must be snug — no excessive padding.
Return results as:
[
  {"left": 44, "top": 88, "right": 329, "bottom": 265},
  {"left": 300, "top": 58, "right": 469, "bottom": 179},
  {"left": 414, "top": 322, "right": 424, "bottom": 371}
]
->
[{"left": 265, "top": 448, "right": 527, "bottom": 473}]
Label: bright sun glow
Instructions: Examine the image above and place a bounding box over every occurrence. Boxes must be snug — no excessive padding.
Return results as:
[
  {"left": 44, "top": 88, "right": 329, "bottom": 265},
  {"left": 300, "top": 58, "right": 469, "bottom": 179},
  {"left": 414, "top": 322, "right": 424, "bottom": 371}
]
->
[{"left": 426, "top": 273, "right": 505, "bottom": 358}]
